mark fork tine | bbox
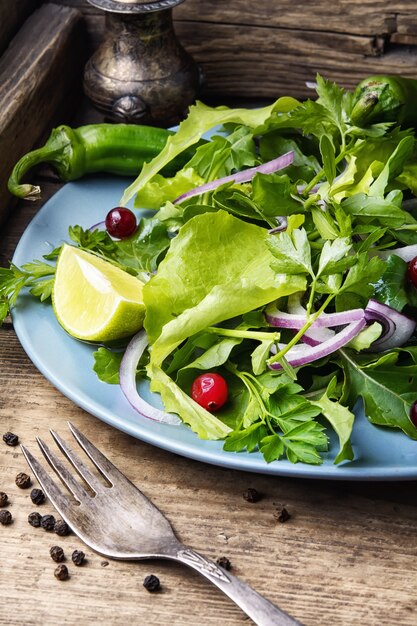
[49,429,106,494]
[68,422,132,486]
[21,445,76,523]
[36,437,89,503]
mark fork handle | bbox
[174,546,303,626]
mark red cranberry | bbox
[105,207,137,239]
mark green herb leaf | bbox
[339,348,417,440]
[223,422,267,453]
[93,348,123,384]
[373,254,417,310]
[259,434,285,462]
[310,384,355,464]
[268,228,313,275]
[144,211,306,366]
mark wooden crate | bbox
[0,3,87,226]
[52,0,417,99]
[0,0,38,56]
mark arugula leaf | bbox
[373,254,417,310]
[320,134,336,183]
[341,193,408,227]
[339,348,417,439]
[258,132,320,183]
[335,253,385,310]
[252,173,304,217]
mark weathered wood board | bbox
[0,0,38,56]
[51,0,417,100]
[0,2,86,226]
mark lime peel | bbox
[52,244,145,342]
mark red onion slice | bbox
[119,330,181,425]
[299,326,335,347]
[377,244,417,263]
[269,318,366,370]
[88,221,106,233]
[173,151,295,204]
[268,216,288,234]
[265,302,365,330]
[364,299,416,351]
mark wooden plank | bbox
[174,22,417,99]
[0,0,38,56]
[0,3,87,227]
[51,0,417,38]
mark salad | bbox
[2,74,417,467]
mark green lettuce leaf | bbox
[134,168,204,209]
[144,210,306,366]
[120,98,299,205]
[148,363,231,439]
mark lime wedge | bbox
[52,244,145,342]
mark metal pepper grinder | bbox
[83,0,201,126]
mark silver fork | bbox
[21,423,303,626]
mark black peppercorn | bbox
[15,472,31,489]
[54,564,69,581]
[40,514,56,531]
[54,520,70,536]
[0,510,12,525]
[30,488,45,505]
[28,511,42,527]
[71,550,85,566]
[216,556,232,570]
[50,546,65,563]
[274,506,291,523]
[3,432,19,446]
[242,488,261,503]
[143,574,160,592]
[0,492,8,507]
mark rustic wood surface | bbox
[0,0,38,56]
[52,0,417,99]
[0,128,417,626]
[0,2,86,227]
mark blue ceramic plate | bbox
[11,176,417,480]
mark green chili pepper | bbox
[8,123,199,200]
[350,75,417,128]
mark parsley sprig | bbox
[0,261,55,324]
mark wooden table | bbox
[1,130,417,626]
